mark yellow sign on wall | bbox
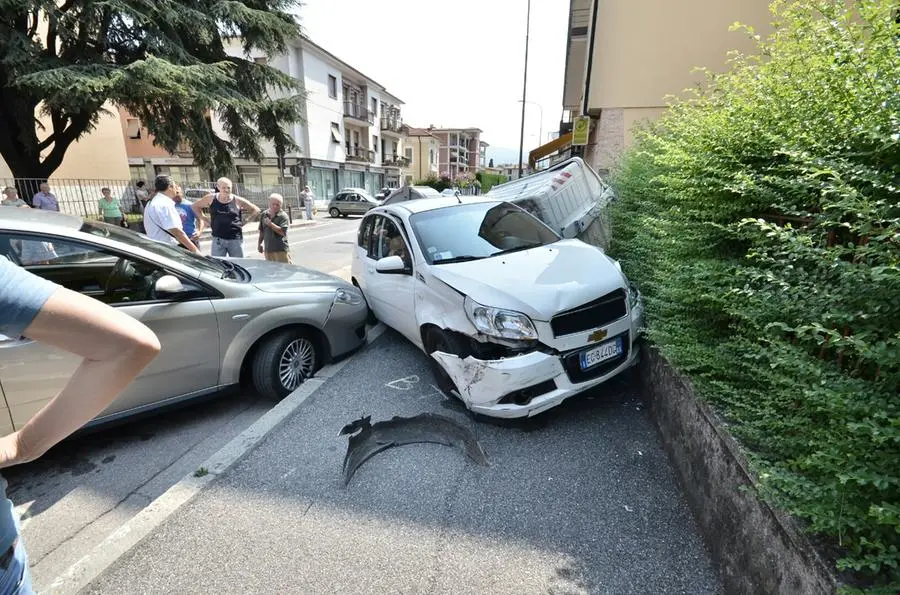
[572,116,590,146]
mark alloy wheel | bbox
[278,337,315,391]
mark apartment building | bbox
[427,128,488,180]
[228,37,406,199]
[120,37,406,200]
[402,127,440,184]
[550,0,771,174]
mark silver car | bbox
[0,209,368,435]
[327,188,380,218]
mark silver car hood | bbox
[236,259,348,293]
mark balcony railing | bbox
[346,145,376,163]
[382,156,410,167]
[344,101,374,124]
[381,116,403,133]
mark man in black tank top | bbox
[191,177,261,258]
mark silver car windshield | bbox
[78,220,227,276]
[410,201,560,265]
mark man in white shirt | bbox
[143,175,199,252]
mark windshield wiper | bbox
[492,243,543,256]
[432,255,485,265]
[218,259,238,279]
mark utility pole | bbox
[517,0,531,179]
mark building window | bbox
[330,122,341,144]
[328,75,337,99]
[371,97,377,115]
[404,147,413,161]
[125,118,141,139]
[429,149,435,165]
[129,165,147,181]
[254,56,268,65]
[372,135,378,153]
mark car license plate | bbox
[579,337,624,370]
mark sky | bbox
[296,0,568,165]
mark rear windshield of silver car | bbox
[409,201,560,265]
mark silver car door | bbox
[0,233,220,429]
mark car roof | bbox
[381,196,500,215]
[0,207,82,232]
[338,188,368,194]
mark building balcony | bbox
[382,156,410,168]
[343,101,374,125]
[381,116,404,135]
[346,145,376,163]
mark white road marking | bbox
[385,375,420,391]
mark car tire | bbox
[424,328,470,399]
[329,207,340,218]
[251,329,318,399]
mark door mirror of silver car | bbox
[375,255,407,274]
[154,274,187,298]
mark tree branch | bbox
[44,14,58,58]
[27,9,39,38]
[40,111,93,174]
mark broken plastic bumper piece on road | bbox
[431,342,639,419]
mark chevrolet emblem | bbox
[588,329,608,343]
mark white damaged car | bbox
[350,197,644,418]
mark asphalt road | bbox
[84,330,721,595]
[199,213,361,277]
[4,214,363,593]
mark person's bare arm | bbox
[192,194,214,231]
[0,288,160,467]
[169,227,199,253]
[236,197,261,221]
[262,216,286,237]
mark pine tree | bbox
[0,1,305,179]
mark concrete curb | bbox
[639,344,839,594]
[46,322,387,595]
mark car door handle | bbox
[232,314,250,320]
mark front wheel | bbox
[329,207,340,218]
[251,329,319,399]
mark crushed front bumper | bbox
[431,333,640,419]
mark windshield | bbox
[78,220,228,276]
[410,201,560,265]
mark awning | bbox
[528,132,572,169]
[330,123,342,144]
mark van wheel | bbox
[251,329,318,399]
[424,328,469,398]
[329,207,340,218]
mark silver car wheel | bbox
[278,337,315,390]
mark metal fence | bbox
[1,178,310,220]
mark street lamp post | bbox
[516,0,532,180]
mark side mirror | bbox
[154,274,187,298]
[375,255,407,274]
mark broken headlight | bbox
[626,281,641,311]
[464,296,538,341]
[334,287,363,306]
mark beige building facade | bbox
[0,101,130,181]
[402,128,440,184]
[561,0,772,174]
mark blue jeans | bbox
[211,237,243,258]
[0,509,33,595]
[305,201,313,220]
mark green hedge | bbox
[608,1,899,591]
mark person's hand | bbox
[257,243,264,254]
[0,432,23,468]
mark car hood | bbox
[428,240,625,321]
[236,259,349,293]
